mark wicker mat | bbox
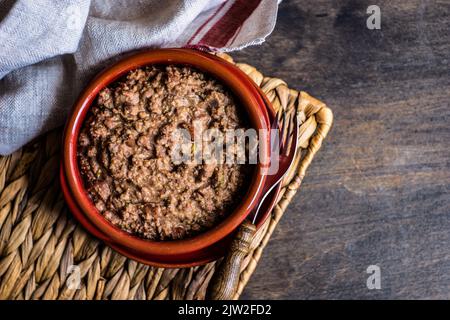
[0,54,332,300]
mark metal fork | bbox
[209,108,299,300]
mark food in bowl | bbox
[77,65,251,240]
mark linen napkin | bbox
[0,0,279,155]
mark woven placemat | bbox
[0,53,332,300]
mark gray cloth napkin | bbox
[0,0,278,155]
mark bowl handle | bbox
[208,220,256,300]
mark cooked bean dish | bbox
[78,65,250,240]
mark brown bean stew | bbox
[77,65,251,240]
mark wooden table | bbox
[233,0,450,299]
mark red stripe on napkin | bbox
[198,0,262,48]
[187,1,228,45]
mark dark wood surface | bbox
[233,0,450,299]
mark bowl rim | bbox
[63,48,270,256]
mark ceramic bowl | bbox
[62,48,270,258]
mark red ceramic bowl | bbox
[60,85,280,268]
[63,48,270,258]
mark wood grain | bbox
[233,0,450,299]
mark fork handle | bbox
[208,220,256,300]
